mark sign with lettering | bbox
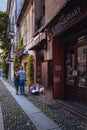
[52,7,81,36]
[50,1,87,36]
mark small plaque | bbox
[54,77,60,82]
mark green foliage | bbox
[18,36,24,51]
[13,35,24,71]
[0,11,11,77]
[0,12,9,35]
[14,55,21,71]
[26,55,34,85]
[2,57,9,78]
[0,11,11,52]
[1,50,9,78]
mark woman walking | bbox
[14,70,19,95]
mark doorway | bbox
[64,45,77,100]
[41,60,53,88]
[41,60,53,101]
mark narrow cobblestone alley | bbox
[1,1,87,130]
[0,77,87,130]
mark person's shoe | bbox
[19,91,22,95]
[16,91,18,95]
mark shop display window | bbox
[77,45,87,87]
[65,49,75,86]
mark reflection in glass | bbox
[65,49,75,86]
[77,46,87,87]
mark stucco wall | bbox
[45,0,67,24]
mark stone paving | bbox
[0,103,4,130]
[0,80,36,130]
[1,78,60,130]
[26,94,87,130]
[1,78,87,130]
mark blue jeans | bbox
[19,79,25,94]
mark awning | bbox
[26,32,46,50]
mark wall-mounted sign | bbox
[50,0,87,36]
[72,70,77,76]
[52,7,81,36]
[55,65,61,71]
[54,77,60,83]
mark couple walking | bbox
[14,66,26,95]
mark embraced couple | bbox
[14,66,26,95]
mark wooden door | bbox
[41,60,53,88]
[42,61,48,87]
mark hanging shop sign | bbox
[13,49,23,56]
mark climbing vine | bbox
[13,35,24,71]
[26,54,34,85]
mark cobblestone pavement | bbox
[1,78,87,130]
[0,80,36,130]
[26,94,87,130]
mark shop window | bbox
[65,49,75,86]
[77,45,87,87]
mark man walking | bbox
[18,66,26,95]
